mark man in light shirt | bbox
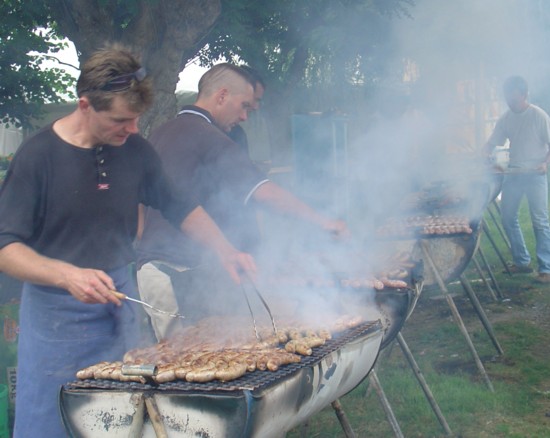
[485,75,550,283]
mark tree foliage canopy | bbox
[193,0,413,112]
[186,0,413,162]
[0,0,75,128]
[2,0,222,133]
[2,0,412,134]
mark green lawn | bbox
[288,198,550,438]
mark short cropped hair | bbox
[197,63,255,99]
[240,65,266,91]
[76,44,153,113]
[503,76,528,97]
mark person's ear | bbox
[78,96,92,112]
[217,88,229,105]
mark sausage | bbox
[154,363,178,383]
[185,366,217,383]
[215,361,247,381]
[302,336,325,348]
[381,278,408,289]
[94,362,121,380]
[285,340,312,356]
[76,361,111,380]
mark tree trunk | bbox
[48,0,221,136]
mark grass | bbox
[287,197,550,437]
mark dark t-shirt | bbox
[136,105,268,268]
[228,124,249,155]
[0,125,198,270]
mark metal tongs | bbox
[110,290,185,319]
[240,277,277,341]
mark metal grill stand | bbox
[482,221,512,276]
[331,399,357,438]
[421,240,495,392]
[459,273,504,355]
[358,281,453,437]
[487,200,511,252]
[362,331,453,437]
[396,333,453,435]
[470,249,502,301]
[369,369,405,438]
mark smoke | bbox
[391,0,550,122]
[395,0,549,87]
[338,0,550,235]
[239,0,550,329]
[142,0,550,342]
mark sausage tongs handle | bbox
[245,278,278,336]
[240,284,261,341]
[109,290,185,319]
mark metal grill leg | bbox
[459,274,504,355]
[331,399,357,438]
[144,395,169,438]
[369,370,405,438]
[421,241,495,392]
[471,254,499,301]
[299,421,310,437]
[471,252,497,301]
[482,221,512,276]
[128,393,146,437]
[396,333,453,436]
[487,202,511,250]
[477,247,504,299]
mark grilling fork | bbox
[241,277,278,338]
[240,284,261,341]
[110,290,185,319]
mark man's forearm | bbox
[179,206,256,283]
[253,181,328,227]
[179,206,237,259]
[0,242,73,287]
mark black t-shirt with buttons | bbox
[0,125,198,271]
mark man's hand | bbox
[180,206,258,284]
[217,249,257,284]
[58,265,122,305]
[323,219,351,239]
[0,242,122,305]
[535,162,548,174]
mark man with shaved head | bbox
[136,63,348,339]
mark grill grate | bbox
[65,320,382,393]
[374,219,481,242]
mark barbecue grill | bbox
[59,194,430,438]
[366,173,502,391]
[60,321,384,437]
[373,173,502,288]
[59,259,423,438]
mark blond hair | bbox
[76,44,153,113]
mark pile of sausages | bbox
[376,214,473,238]
[76,314,367,384]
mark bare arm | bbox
[136,203,145,241]
[536,146,550,173]
[179,206,256,283]
[252,181,349,237]
[0,242,121,305]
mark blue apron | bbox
[13,266,139,438]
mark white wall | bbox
[0,125,23,156]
